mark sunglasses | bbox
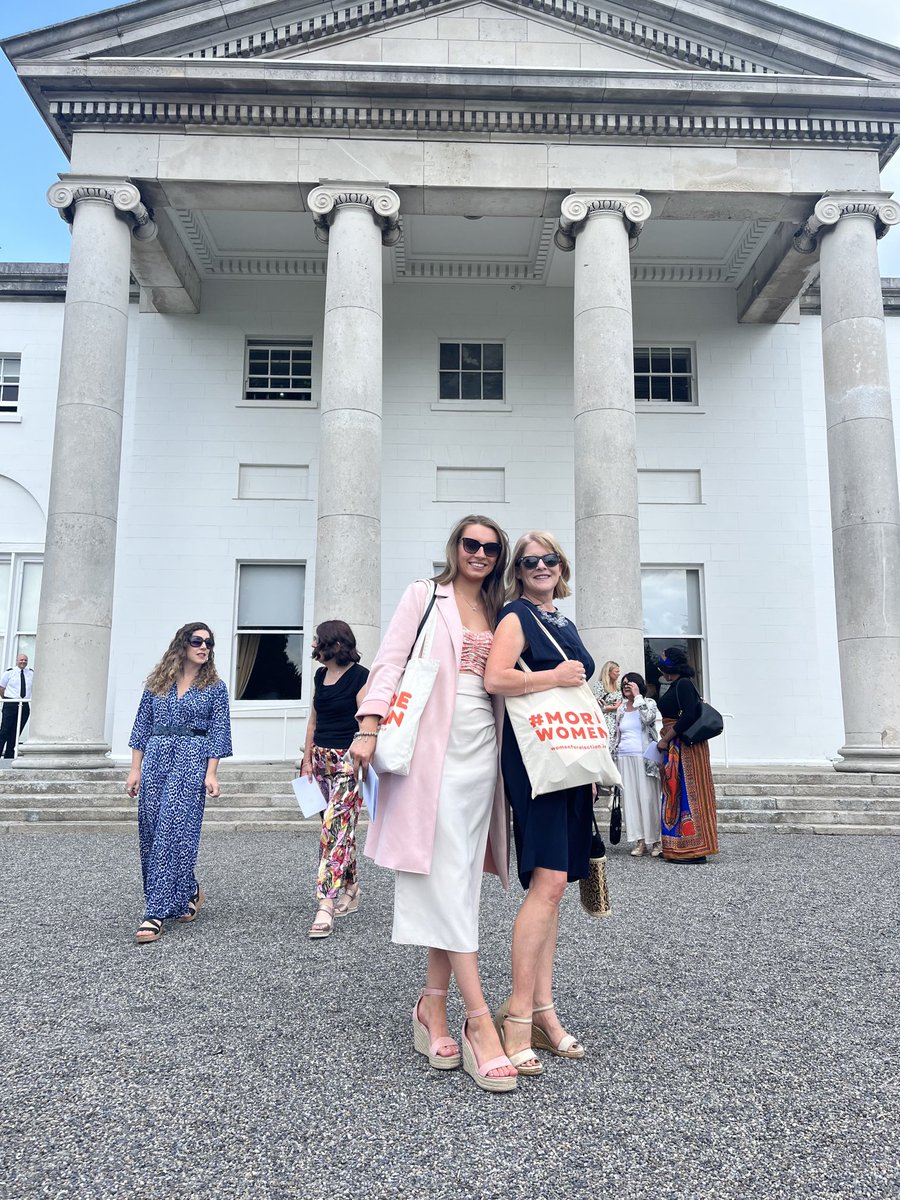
[188,636,215,649]
[517,554,561,570]
[460,537,502,559]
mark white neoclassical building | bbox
[1,0,899,770]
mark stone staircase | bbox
[0,763,898,835]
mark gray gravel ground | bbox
[1,830,898,1200]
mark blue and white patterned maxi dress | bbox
[129,681,233,920]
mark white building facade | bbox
[2,0,899,770]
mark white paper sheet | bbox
[291,774,327,818]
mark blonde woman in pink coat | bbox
[350,516,517,1093]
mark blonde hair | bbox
[433,514,511,628]
[145,622,221,696]
[600,661,621,693]
[506,531,572,601]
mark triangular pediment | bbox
[5,0,900,82]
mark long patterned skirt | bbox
[660,727,719,861]
[312,745,363,901]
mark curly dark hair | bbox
[312,620,361,666]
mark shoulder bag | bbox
[504,612,621,798]
[608,786,623,844]
[676,679,724,746]
[372,582,439,776]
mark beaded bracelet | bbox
[353,730,379,739]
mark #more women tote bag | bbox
[505,613,621,798]
[372,583,440,776]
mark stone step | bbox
[0,776,299,797]
[717,806,900,827]
[717,795,900,813]
[713,771,898,787]
[1,805,305,825]
[717,783,900,800]
[718,821,900,836]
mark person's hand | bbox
[204,769,220,798]
[300,757,313,781]
[657,737,669,752]
[125,768,141,799]
[349,734,376,779]
[555,660,587,688]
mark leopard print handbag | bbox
[579,811,611,918]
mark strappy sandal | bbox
[461,1006,517,1093]
[308,904,334,939]
[412,988,461,1069]
[531,1002,586,1059]
[334,883,361,918]
[135,918,162,944]
[176,887,205,923]
[494,998,544,1076]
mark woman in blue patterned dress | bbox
[126,622,233,944]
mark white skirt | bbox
[392,673,496,953]
[619,753,662,845]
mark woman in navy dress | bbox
[485,532,594,1074]
[127,622,233,944]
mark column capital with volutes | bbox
[308,182,401,246]
[47,177,157,242]
[793,192,900,254]
[555,191,652,252]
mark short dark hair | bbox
[313,620,361,666]
[622,671,646,693]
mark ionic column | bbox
[797,194,900,771]
[308,183,400,668]
[555,192,652,676]
[17,180,156,768]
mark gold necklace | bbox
[455,587,481,612]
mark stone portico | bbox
[2,0,900,770]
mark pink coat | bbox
[359,580,509,888]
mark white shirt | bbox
[0,667,33,700]
[617,708,643,755]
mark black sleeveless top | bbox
[312,663,369,749]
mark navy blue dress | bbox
[129,680,233,920]
[499,599,596,890]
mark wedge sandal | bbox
[531,1002,585,1059]
[412,988,460,1069]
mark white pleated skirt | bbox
[392,673,496,953]
[619,753,662,845]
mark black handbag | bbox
[681,701,724,746]
[608,787,622,844]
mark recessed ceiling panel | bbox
[202,210,322,255]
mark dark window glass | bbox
[650,348,671,374]
[650,376,672,401]
[482,372,503,400]
[236,633,303,701]
[461,343,482,370]
[461,372,482,400]
[439,372,460,400]
[633,348,650,373]
[439,343,459,370]
[671,376,692,402]
[482,344,503,371]
[634,376,651,401]
[670,348,692,374]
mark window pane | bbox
[238,564,304,628]
[650,349,671,374]
[0,386,18,407]
[633,348,650,373]
[482,344,503,371]
[634,376,651,401]
[650,376,671,401]
[670,348,692,374]
[0,561,9,628]
[236,632,303,700]
[461,372,481,400]
[18,562,42,631]
[16,633,36,667]
[482,372,503,400]
[671,376,692,402]
[461,344,481,370]
[641,569,702,636]
[439,372,460,400]
[644,637,703,699]
[439,343,459,370]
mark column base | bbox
[14,742,113,770]
[834,745,900,774]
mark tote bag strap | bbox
[526,609,570,661]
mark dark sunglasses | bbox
[517,553,561,570]
[188,636,215,649]
[460,537,502,559]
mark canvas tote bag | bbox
[373,582,440,776]
[505,613,621,798]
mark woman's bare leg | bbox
[503,867,567,1059]
[416,947,457,1057]
[448,949,515,1078]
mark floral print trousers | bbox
[312,745,363,902]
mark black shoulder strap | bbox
[406,581,438,664]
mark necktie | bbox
[20,670,26,699]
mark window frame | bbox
[633,343,699,409]
[0,554,43,672]
[232,560,306,706]
[239,337,315,409]
[435,338,510,411]
[0,354,22,422]
[640,564,707,698]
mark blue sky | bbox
[1,0,899,273]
